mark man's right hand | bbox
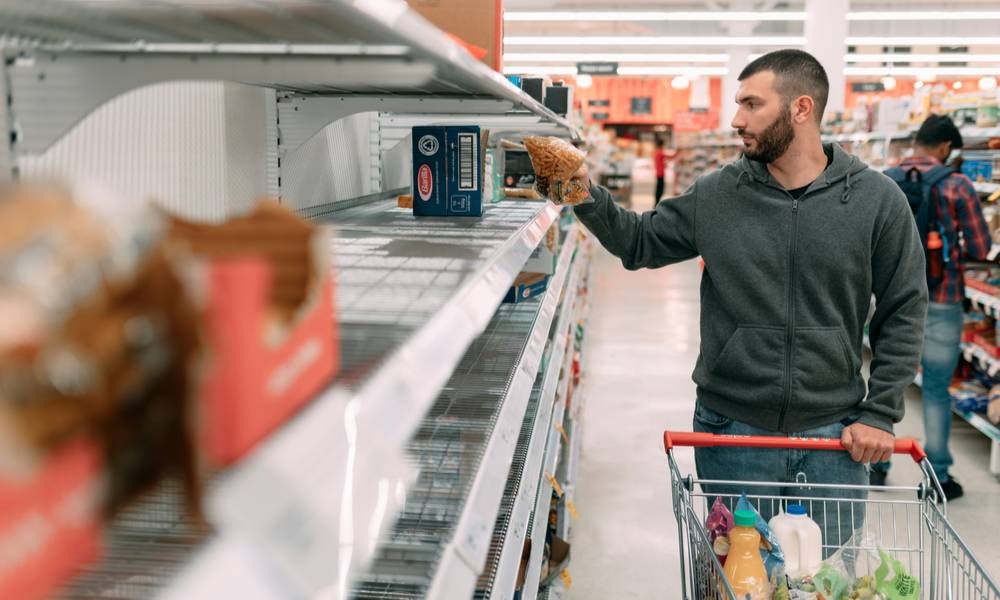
[571,164,593,199]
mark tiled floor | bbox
[568,187,1000,598]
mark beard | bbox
[739,105,795,163]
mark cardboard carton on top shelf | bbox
[407,0,503,71]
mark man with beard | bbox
[570,49,927,546]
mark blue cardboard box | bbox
[412,125,485,217]
[503,272,550,304]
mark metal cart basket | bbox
[664,431,1000,600]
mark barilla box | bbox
[0,439,102,600]
[200,255,339,466]
[504,272,550,304]
[412,126,487,217]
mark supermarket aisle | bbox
[568,185,702,596]
[568,189,999,598]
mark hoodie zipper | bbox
[778,196,800,431]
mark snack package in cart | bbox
[736,493,785,579]
[706,497,735,565]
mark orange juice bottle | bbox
[723,510,769,599]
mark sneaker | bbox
[869,469,888,486]
[939,477,964,502]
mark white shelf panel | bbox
[1,0,577,155]
[974,182,1000,195]
[91,200,562,600]
[420,228,581,599]
[474,246,587,600]
[966,286,1000,318]
[520,330,576,600]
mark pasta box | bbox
[412,126,487,217]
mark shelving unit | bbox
[954,288,1000,476]
[0,2,589,599]
[472,236,591,600]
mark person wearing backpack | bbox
[871,115,993,500]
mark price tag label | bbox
[555,423,569,445]
[546,472,564,497]
[560,569,573,589]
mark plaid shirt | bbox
[896,156,992,304]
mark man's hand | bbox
[571,164,592,194]
[841,422,895,463]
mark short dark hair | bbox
[915,114,964,149]
[738,49,830,124]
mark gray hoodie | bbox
[575,143,927,433]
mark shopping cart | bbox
[664,431,1000,599]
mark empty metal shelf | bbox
[351,300,542,596]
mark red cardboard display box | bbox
[0,439,102,600]
[200,258,339,466]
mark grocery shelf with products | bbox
[954,277,1000,477]
[0,2,592,600]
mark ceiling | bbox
[502,0,1000,78]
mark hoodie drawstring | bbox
[841,170,852,204]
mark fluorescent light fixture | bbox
[503,65,727,76]
[504,52,729,63]
[576,74,593,88]
[502,65,577,75]
[505,36,806,47]
[671,76,691,90]
[848,11,1000,21]
[619,66,728,75]
[504,11,806,22]
[846,53,1000,63]
[847,37,1000,45]
[980,76,998,91]
[845,67,1000,76]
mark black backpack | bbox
[884,164,953,289]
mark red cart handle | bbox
[663,431,927,463]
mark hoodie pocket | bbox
[710,326,785,386]
[792,327,854,394]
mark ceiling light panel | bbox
[504,11,807,22]
[848,11,1000,21]
[505,36,807,47]
[846,53,1000,63]
[504,53,730,63]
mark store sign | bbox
[591,112,610,121]
[675,110,720,132]
[631,97,652,115]
[577,62,618,75]
[851,82,885,92]
[588,99,610,107]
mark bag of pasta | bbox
[523,136,590,205]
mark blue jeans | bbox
[873,302,963,482]
[693,402,867,554]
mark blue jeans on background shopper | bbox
[871,301,964,483]
[693,402,867,554]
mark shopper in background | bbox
[570,49,928,546]
[653,138,668,207]
[870,115,992,500]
